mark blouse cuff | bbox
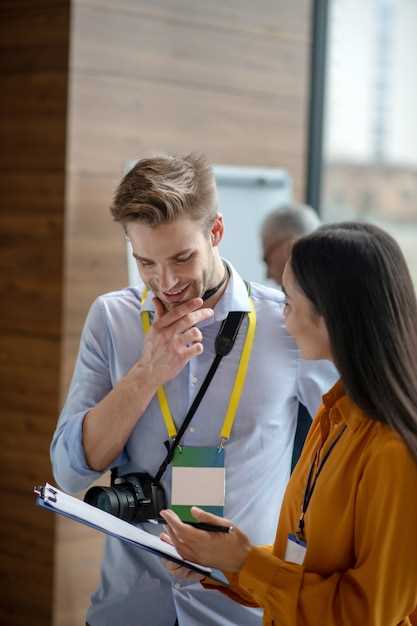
[238,546,303,620]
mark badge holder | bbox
[171,446,225,521]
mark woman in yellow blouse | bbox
[161,222,417,626]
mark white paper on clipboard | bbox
[34,483,228,585]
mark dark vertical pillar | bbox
[0,3,70,624]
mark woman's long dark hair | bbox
[291,222,417,461]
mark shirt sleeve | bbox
[230,439,417,625]
[50,297,128,493]
[296,358,339,417]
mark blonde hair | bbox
[111,153,217,229]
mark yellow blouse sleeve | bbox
[235,440,417,625]
[202,545,272,608]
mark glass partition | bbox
[320,0,417,284]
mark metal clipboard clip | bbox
[34,484,57,503]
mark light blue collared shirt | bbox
[51,262,338,626]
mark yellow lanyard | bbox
[140,288,257,442]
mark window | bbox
[313,0,417,284]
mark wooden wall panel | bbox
[0,2,70,625]
[55,2,313,625]
[68,2,309,184]
[54,521,103,626]
[72,6,305,94]
[69,75,304,177]
[77,0,307,50]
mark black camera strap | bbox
[154,284,251,484]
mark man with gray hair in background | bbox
[261,204,321,286]
[261,204,321,472]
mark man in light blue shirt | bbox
[51,153,337,626]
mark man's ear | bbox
[210,213,224,247]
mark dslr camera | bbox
[84,471,167,524]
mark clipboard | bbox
[34,483,228,585]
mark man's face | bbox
[262,236,294,286]
[127,215,223,310]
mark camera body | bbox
[84,472,167,524]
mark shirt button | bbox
[190,427,195,433]
[174,582,181,590]
[191,376,198,385]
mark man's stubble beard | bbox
[147,273,208,311]
[146,249,218,311]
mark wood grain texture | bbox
[67,0,310,185]
[68,73,305,178]
[0,2,70,625]
[55,2,313,625]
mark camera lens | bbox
[84,473,166,523]
[84,486,121,517]
[113,485,137,523]
[95,491,117,515]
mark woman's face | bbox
[282,261,333,362]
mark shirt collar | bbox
[211,260,251,321]
[139,259,251,321]
[320,379,366,432]
[322,379,345,409]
